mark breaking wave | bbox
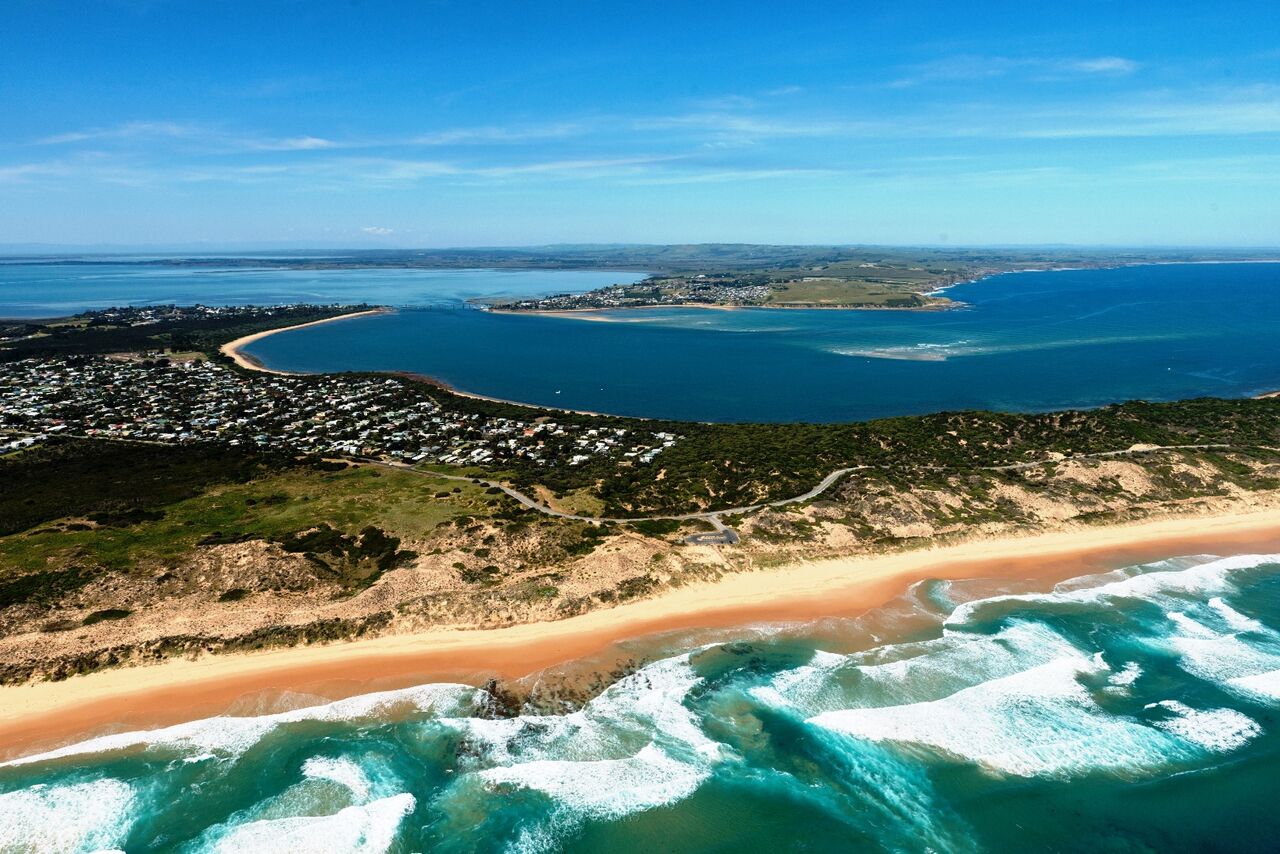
[2,552,1279,851]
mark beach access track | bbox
[8,428,1272,544]
[364,441,1279,545]
[362,460,864,545]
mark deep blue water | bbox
[245,262,1280,422]
[4,260,1278,422]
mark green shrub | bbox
[83,608,132,625]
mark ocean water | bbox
[5,552,1280,853]
[4,260,1278,423]
[242,262,1280,422]
[0,264,647,318]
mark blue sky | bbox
[2,0,1279,248]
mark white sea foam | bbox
[810,655,1193,778]
[427,654,722,850]
[1148,701,1261,752]
[1208,596,1268,633]
[851,621,1081,702]
[4,683,480,769]
[806,597,1272,780]
[196,793,415,854]
[832,344,954,362]
[444,655,718,769]
[944,553,1280,630]
[748,649,848,711]
[1102,661,1143,697]
[479,742,707,821]
[1167,611,1219,638]
[1165,626,1280,703]
[752,621,1081,717]
[0,778,136,853]
[1229,670,1280,700]
[302,756,373,801]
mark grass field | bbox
[0,463,504,573]
[532,485,607,517]
[764,277,946,307]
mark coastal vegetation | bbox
[2,392,1279,683]
[0,303,367,362]
[468,244,1271,310]
[0,439,308,537]
[436,390,1280,514]
[2,301,1280,685]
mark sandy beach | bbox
[218,308,392,372]
[4,507,1280,759]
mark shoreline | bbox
[225,321,657,422]
[487,300,953,319]
[215,262,1280,420]
[387,371,636,419]
[489,258,1280,318]
[217,307,393,373]
[4,507,1280,759]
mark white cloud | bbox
[34,121,340,153]
[37,121,197,145]
[475,155,683,177]
[1065,56,1140,74]
[257,136,337,151]
[360,226,395,235]
[411,123,588,145]
[888,54,1140,87]
[620,167,834,186]
[0,162,68,182]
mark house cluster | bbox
[499,276,774,311]
[81,303,332,327]
[0,356,678,468]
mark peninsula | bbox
[2,301,1280,695]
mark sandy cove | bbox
[4,507,1280,759]
[218,308,393,373]
[220,307,627,417]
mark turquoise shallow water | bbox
[4,553,1280,852]
[243,262,1280,422]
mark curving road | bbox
[366,440,1280,545]
[363,459,865,544]
[10,429,1273,545]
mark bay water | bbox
[5,260,1279,422]
[242,262,1280,422]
